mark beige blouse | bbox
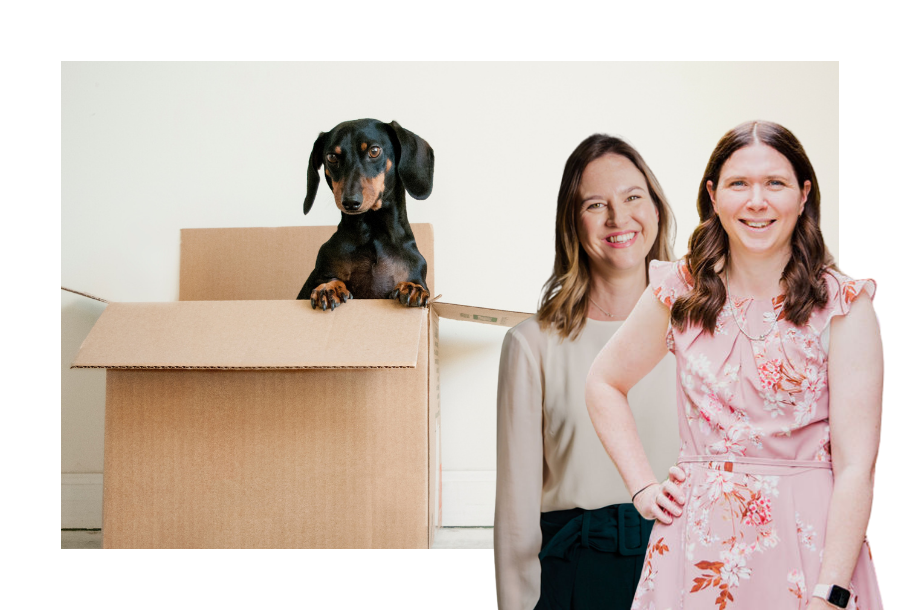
[493,315,680,610]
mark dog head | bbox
[303,118,435,215]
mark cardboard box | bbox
[70,224,530,548]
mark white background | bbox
[8,1,897,608]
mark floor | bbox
[61,527,493,549]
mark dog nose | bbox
[343,198,362,211]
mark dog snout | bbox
[342,197,362,211]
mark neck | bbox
[587,263,648,320]
[725,247,790,299]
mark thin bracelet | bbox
[631,483,656,503]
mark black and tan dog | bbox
[298,118,434,311]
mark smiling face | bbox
[576,154,659,278]
[707,143,811,262]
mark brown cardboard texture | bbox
[72,224,530,549]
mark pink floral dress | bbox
[634,259,882,610]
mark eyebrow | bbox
[722,173,793,182]
[620,185,646,195]
[581,185,646,201]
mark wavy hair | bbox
[671,120,834,334]
[538,134,675,339]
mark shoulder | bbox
[820,268,876,317]
[649,258,693,309]
[502,315,547,364]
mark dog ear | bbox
[387,121,434,200]
[303,132,327,215]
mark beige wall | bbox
[61,62,838,526]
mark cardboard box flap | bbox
[180,224,434,301]
[72,299,425,369]
[432,301,532,328]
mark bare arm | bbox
[494,328,543,610]
[808,293,882,607]
[585,286,685,522]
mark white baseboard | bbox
[62,473,103,529]
[441,470,496,527]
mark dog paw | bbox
[310,280,352,311]
[389,282,430,307]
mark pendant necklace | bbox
[588,295,616,318]
[724,270,779,341]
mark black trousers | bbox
[534,504,653,610]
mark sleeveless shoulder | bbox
[649,258,693,310]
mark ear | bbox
[799,179,811,215]
[386,120,435,200]
[706,179,718,214]
[303,132,327,215]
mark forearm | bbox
[816,465,875,587]
[585,380,656,496]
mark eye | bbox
[368,146,382,159]
[585,201,607,211]
[325,153,339,164]
[768,179,785,187]
[626,194,641,202]
[729,180,747,188]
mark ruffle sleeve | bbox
[818,269,877,331]
[648,259,692,310]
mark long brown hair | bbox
[538,134,675,339]
[671,120,834,334]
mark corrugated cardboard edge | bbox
[62,286,109,304]
[70,300,424,370]
[432,301,532,328]
[428,306,440,546]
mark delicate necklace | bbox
[588,295,616,318]
[724,269,778,341]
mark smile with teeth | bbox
[606,232,636,243]
[740,219,776,229]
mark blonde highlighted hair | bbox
[538,134,675,339]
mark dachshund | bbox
[298,118,434,311]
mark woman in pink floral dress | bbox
[585,121,883,609]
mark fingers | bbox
[669,465,686,482]
[635,476,687,525]
[655,487,683,520]
[661,479,686,507]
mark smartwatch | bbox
[812,584,851,608]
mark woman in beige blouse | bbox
[494,134,681,610]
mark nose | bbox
[342,197,362,211]
[605,202,621,226]
[342,167,363,211]
[747,185,768,210]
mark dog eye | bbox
[325,153,338,164]
[368,146,382,159]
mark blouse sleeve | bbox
[494,325,544,610]
[648,258,692,310]
[818,271,877,350]
[825,271,877,321]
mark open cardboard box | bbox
[69,224,530,548]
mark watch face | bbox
[828,585,851,608]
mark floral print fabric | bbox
[632,260,882,610]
